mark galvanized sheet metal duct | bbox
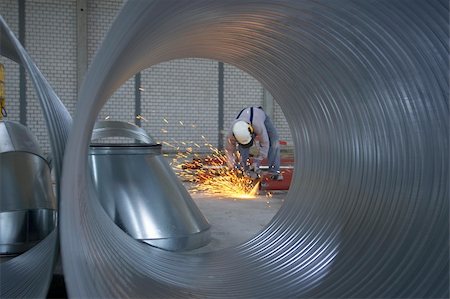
[60,0,448,298]
[89,120,211,251]
[0,121,56,256]
[0,16,71,298]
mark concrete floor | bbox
[188,189,286,253]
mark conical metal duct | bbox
[88,120,210,251]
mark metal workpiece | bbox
[61,1,448,298]
[0,121,56,256]
[0,152,55,211]
[0,16,70,298]
[92,120,156,144]
[89,121,210,251]
[0,209,56,255]
[0,121,43,156]
[89,143,162,155]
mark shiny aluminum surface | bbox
[0,121,43,156]
[0,209,56,255]
[0,16,71,298]
[89,121,210,251]
[92,120,155,144]
[61,1,448,298]
[0,123,56,256]
[0,151,55,211]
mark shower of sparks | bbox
[177,157,260,199]
[160,120,261,199]
[172,145,260,199]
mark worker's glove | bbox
[249,161,261,174]
[233,163,242,171]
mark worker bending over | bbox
[225,106,283,180]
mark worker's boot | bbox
[270,171,283,181]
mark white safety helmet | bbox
[232,120,254,148]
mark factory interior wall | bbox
[0,0,293,155]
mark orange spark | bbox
[161,120,260,199]
[176,153,260,199]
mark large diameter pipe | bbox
[0,16,71,299]
[60,1,449,298]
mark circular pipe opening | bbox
[61,2,448,298]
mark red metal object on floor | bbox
[260,168,293,191]
[179,148,295,191]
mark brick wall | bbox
[140,58,218,153]
[223,64,263,146]
[26,0,78,151]
[0,0,292,155]
[223,65,293,149]
[88,0,134,124]
[273,101,293,150]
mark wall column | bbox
[134,72,142,127]
[262,88,274,119]
[19,0,26,125]
[218,62,224,149]
[76,0,87,92]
